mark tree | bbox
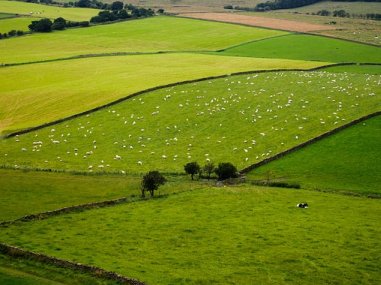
[215,162,238,180]
[141,171,166,197]
[184,162,200,180]
[111,1,124,10]
[52,17,67,30]
[28,18,53,32]
[203,162,215,180]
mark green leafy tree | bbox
[141,171,166,197]
[184,162,200,180]
[215,162,238,180]
[52,17,67,30]
[203,162,215,180]
[111,1,124,10]
[29,18,52,32]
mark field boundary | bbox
[240,111,381,173]
[0,197,132,227]
[0,243,145,285]
[1,63,356,139]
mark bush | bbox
[215,162,238,180]
[29,18,53,32]
[184,162,200,180]
[52,17,67,30]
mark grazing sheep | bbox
[297,203,309,208]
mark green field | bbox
[321,64,381,74]
[0,12,15,19]
[0,0,99,21]
[1,70,379,173]
[0,16,37,33]
[1,186,380,284]
[0,16,287,64]
[0,254,120,285]
[0,53,325,134]
[248,115,381,195]
[221,34,381,63]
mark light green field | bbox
[248,115,381,195]
[0,16,287,64]
[221,34,381,63]
[1,186,380,284]
[0,16,36,33]
[0,53,326,134]
[0,0,99,21]
[1,70,379,173]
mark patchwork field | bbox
[1,187,380,284]
[0,16,38,33]
[0,16,287,64]
[221,34,381,63]
[0,53,325,134]
[1,3,380,284]
[1,70,379,173]
[0,0,100,21]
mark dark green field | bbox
[221,34,381,63]
[248,115,381,195]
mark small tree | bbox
[184,162,200,180]
[52,17,67,30]
[141,171,166,197]
[215,162,238,180]
[111,1,124,10]
[203,162,215,180]
[29,18,52,32]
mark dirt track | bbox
[178,12,337,33]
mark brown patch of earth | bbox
[178,12,337,33]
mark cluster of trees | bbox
[28,17,89,32]
[90,2,155,23]
[0,30,24,40]
[184,162,239,181]
[317,9,381,20]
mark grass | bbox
[0,12,16,19]
[221,34,381,63]
[0,186,380,284]
[0,168,202,222]
[0,0,99,21]
[1,70,379,173]
[247,115,381,195]
[0,53,326,134]
[0,254,120,285]
[0,16,287,65]
[0,16,37,33]
[320,64,381,74]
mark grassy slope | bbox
[0,0,99,21]
[247,115,381,195]
[0,186,380,284]
[321,64,381,74]
[0,254,120,285]
[221,34,381,63]
[0,17,38,33]
[0,54,325,134]
[0,169,203,221]
[286,0,381,14]
[1,71,379,173]
[0,12,16,19]
[0,16,287,64]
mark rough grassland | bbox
[0,16,287,64]
[0,169,201,222]
[1,71,379,173]
[0,16,38,33]
[0,0,99,21]
[0,53,326,134]
[286,0,381,14]
[221,34,381,63]
[248,115,381,195]
[1,187,380,284]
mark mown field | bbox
[0,53,325,134]
[248,115,381,195]
[0,0,99,21]
[0,16,287,64]
[221,34,381,63]
[1,70,379,173]
[0,16,38,33]
[1,186,380,284]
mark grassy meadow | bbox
[0,53,326,134]
[248,115,381,195]
[0,16,38,33]
[221,34,381,63]
[1,70,379,173]
[0,186,380,284]
[0,0,99,21]
[0,16,287,64]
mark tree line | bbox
[317,9,381,20]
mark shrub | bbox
[184,162,200,180]
[215,162,238,180]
